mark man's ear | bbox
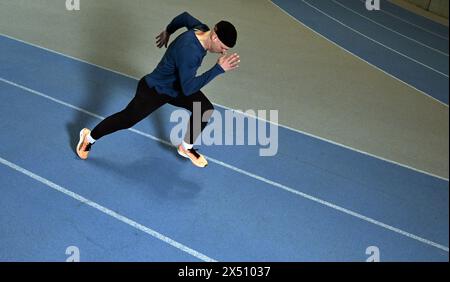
[211,29,219,41]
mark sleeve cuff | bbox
[215,63,225,74]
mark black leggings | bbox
[90,78,214,144]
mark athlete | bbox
[76,12,239,167]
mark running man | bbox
[76,12,239,168]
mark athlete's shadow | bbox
[149,104,195,155]
[88,156,203,199]
[149,107,178,154]
[65,1,172,156]
[65,1,135,154]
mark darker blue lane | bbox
[337,0,448,53]
[379,0,449,37]
[271,0,449,104]
[306,0,448,75]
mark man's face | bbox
[210,32,230,54]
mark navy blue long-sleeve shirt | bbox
[145,12,225,97]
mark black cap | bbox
[215,21,237,48]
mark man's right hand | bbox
[218,53,240,72]
[156,30,170,48]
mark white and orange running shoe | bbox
[177,144,208,168]
[76,128,92,160]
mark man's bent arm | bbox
[166,12,208,34]
[177,45,225,96]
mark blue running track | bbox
[0,2,448,261]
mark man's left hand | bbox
[156,30,170,48]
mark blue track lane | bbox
[0,35,448,261]
[271,0,449,105]
[377,0,449,37]
[334,0,448,53]
[0,166,201,262]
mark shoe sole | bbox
[76,129,89,160]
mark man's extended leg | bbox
[169,90,214,167]
[76,78,171,159]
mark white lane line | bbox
[333,0,448,56]
[1,76,448,182]
[209,157,450,253]
[1,77,448,253]
[358,0,449,41]
[0,156,217,262]
[1,34,448,181]
[268,1,449,108]
[302,0,449,78]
